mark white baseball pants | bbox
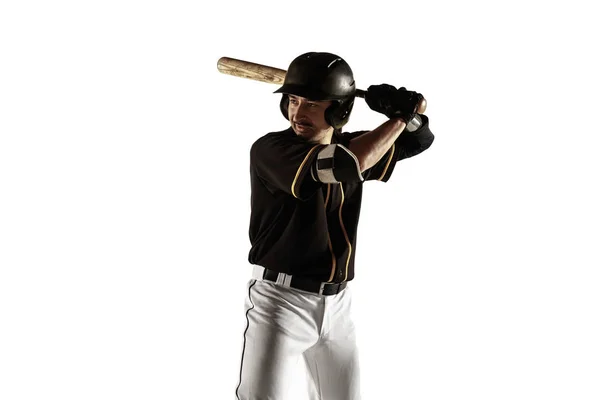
[235,275,361,400]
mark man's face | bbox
[287,95,334,142]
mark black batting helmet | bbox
[275,52,356,129]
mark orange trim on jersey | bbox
[324,182,331,206]
[338,183,353,282]
[291,145,322,199]
[377,144,396,181]
[324,184,337,283]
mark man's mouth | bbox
[293,121,313,129]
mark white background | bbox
[1,1,599,399]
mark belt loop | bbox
[276,273,287,285]
[282,274,293,287]
[319,282,325,295]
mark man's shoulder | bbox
[252,127,295,146]
[258,126,295,139]
[251,126,317,154]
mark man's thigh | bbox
[236,280,321,400]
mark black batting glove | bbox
[364,84,398,118]
[391,87,423,123]
[365,84,424,123]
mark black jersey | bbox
[248,114,434,283]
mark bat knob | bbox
[417,98,427,114]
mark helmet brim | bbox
[274,84,352,101]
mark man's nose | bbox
[293,103,309,118]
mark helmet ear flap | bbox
[325,97,355,130]
[280,94,290,121]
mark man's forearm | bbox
[348,119,406,172]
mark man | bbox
[235,51,434,400]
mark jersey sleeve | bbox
[394,114,435,162]
[250,131,324,201]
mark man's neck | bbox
[316,128,335,145]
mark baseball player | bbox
[235,52,435,400]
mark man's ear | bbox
[279,94,290,121]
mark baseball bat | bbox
[216,56,426,114]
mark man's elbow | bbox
[399,133,435,160]
[420,133,434,151]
